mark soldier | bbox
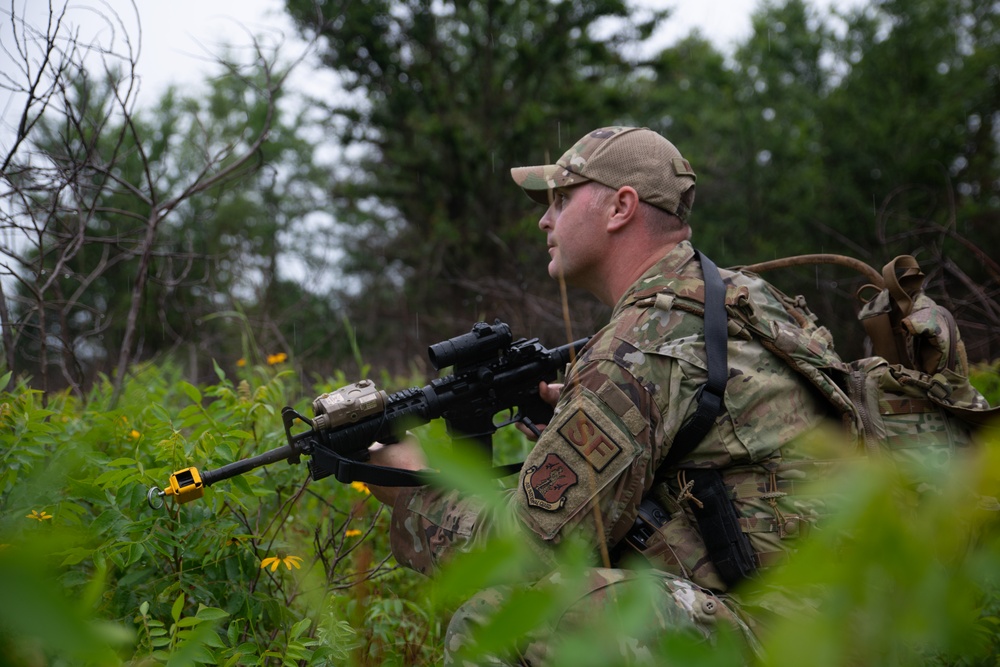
[366,126,839,664]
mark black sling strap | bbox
[660,249,729,467]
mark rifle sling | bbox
[310,446,522,487]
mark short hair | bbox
[641,200,690,241]
[586,181,691,241]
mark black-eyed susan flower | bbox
[350,481,370,496]
[266,352,287,365]
[344,529,362,538]
[26,510,53,521]
[260,554,303,571]
[236,358,247,367]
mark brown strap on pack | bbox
[857,255,925,366]
[882,255,924,318]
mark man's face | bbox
[538,182,609,288]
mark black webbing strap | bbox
[310,447,522,488]
[661,250,729,467]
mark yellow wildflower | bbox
[26,510,53,521]
[266,352,288,365]
[129,429,141,440]
[345,529,362,538]
[236,358,247,367]
[260,554,303,571]
[350,481,371,496]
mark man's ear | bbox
[607,186,640,232]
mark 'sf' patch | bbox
[558,409,622,471]
[522,453,578,511]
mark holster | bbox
[684,469,757,587]
[620,470,757,591]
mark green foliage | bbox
[1,360,999,665]
[747,437,1000,667]
[0,361,441,665]
[970,361,1000,406]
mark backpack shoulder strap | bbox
[660,250,729,467]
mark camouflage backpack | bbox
[744,253,998,477]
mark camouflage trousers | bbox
[443,567,758,666]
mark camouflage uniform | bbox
[389,241,839,664]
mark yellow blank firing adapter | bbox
[147,467,205,508]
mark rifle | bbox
[147,320,589,508]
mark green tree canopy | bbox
[283,0,671,362]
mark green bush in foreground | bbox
[0,362,998,665]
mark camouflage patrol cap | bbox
[510,126,697,221]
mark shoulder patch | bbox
[557,409,623,472]
[522,453,578,511]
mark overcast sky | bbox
[117,0,769,99]
[105,0,766,99]
[1,0,865,148]
[2,1,852,100]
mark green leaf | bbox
[108,457,138,467]
[289,617,311,640]
[195,606,230,622]
[179,381,203,404]
[150,403,172,423]
[58,547,94,566]
[171,592,185,624]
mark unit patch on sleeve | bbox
[522,453,578,511]
[557,409,623,472]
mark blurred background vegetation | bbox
[1,0,999,664]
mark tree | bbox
[282,0,669,365]
[0,1,324,398]
[817,0,1000,360]
[630,0,999,362]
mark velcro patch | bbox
[522,453,578,511]
[672,157,695,177]
[597,380,647,437]
[558,409,623,472]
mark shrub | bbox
[1,361,997,665]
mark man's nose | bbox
[538,205,555,231]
